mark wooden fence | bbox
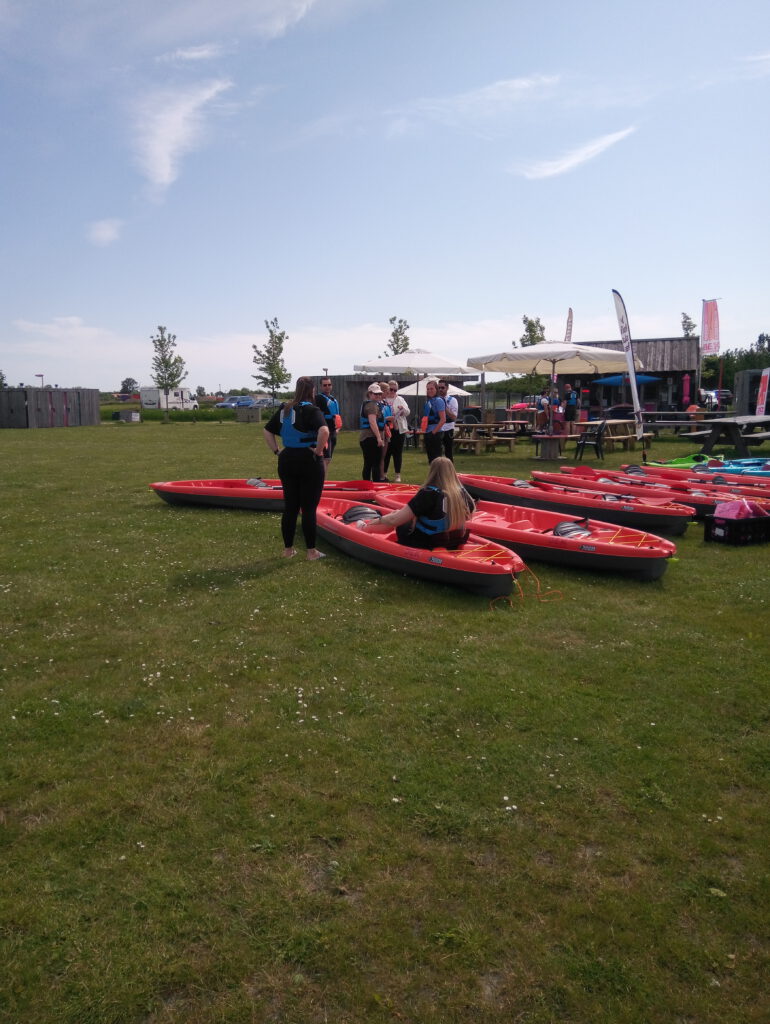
[0,388,101,429]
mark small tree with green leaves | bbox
[517,315,546,348]
[150,326,187,421]
[681,313,696,338]
[120,377,139,394]
[381,316,410,357]
[253,318,291,400]
[515,314,548,394]
[0,368,7,389]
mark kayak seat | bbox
[246,478,269,488]
[552,519,592,538]
[341,505,382,524]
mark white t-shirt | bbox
[390,394,411,434]
[441,395,458,431]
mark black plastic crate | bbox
[703,514,770,545]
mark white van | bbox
[139,387,199,411]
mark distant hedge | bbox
[100,407,276,423]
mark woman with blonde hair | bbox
[264,376,329,560]
[383,380,410,482]
[357,457,474,550]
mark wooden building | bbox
[576,337,701,411]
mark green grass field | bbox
[2,422,768,1023]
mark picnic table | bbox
[570,419,653,452]
[674,414,770,459]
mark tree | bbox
[120,377,139,394]
[196,385,206,398]
[681,312,696,338]
[381,316,410,357]
[252,318,291,399]
[150,326,187,390]
[150,326,187,420]
[0,368,7,389]
[517,315,546,348]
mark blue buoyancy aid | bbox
[359,401,386,431]
[414,485,449,535]
[423,396,445,427]
[326,395,340,421]
[280,402,318,448]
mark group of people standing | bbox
[359,377,459,479]
[535,382,580,431]
[263,374,467,560]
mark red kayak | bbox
[150,478,386,512]
[316,497,523,598]
[532,467,748,520]
[374,486,676,580]
[458,474,694,536]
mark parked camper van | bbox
[139,387,199,411]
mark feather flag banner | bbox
[701,299,720,356]
[612,290,643,442]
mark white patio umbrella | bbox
[353,348,475,376]
[396,380,471,397]
[355,349,476,412]
[467,343,642,432]
[467,342,641,377]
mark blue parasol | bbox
[596,373,660,386]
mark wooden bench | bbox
[744,431,770,444]
[490,434,516,452]
[604,431,654,452]
[678,430,713,440]
[455,437,496,455]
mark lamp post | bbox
[35,373,44,388]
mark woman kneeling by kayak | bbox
[360,457,475,549]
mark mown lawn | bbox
[1,422,768,1023]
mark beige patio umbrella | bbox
[396,380,471,397]
[467,343,642,432]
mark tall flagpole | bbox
[612,290,644,446]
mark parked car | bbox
[215,396,256,409]
[700,389,732,409]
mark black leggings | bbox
[384,431,406,474]
[277,448,325,549]
[359,436,383,480]
[424,431,443,463]
[440,430,454,462]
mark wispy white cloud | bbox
[4,1,320,60]
[132,78,233,192]
[516,126,636,180]
[387,75,560,135]
[87,218,124,246]
[739,51,770,78]
[157,43,226,63]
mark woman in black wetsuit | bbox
[264,377,329,561]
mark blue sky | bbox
[1,0,768,391]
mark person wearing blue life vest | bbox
[422,379,446,463]
[264,376,329,561]
[359,382,388,481]
[562,383,579,433]
[315,377,340,466]
[357,457,474,550]
[437,379,458,462]
[376,381,395,481]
